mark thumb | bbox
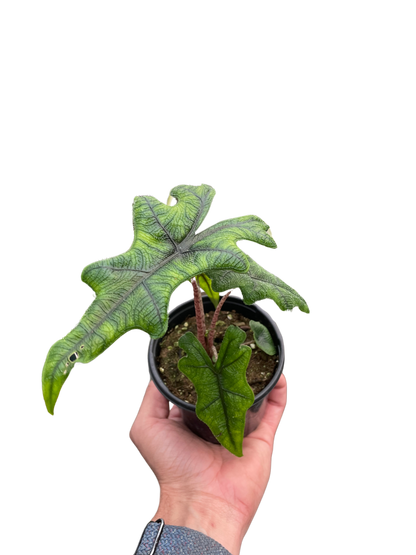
[137,380,170,421]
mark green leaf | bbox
[207,256,309,313]
[178,326,254,457]
[42,185,276,414]
[196,273,220,308]
[249,320,277,356]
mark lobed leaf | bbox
[42,185,276,414]
[206,252,313,316]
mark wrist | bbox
[152,490,245,555]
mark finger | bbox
[263,373,287,426]
[266,373,287,409]
[252,374,287,445]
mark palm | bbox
[130,378,286,527]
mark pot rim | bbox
[148,295,285,412]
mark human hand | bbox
[130,375,287,555]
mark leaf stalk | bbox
[191,280,231,360]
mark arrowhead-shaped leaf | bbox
[249,320,277,356]
[178,326,254,457]
[42,185,276,414]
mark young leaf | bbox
[196,273,220,308]
[42,185,276,414]
[178,326,254,457]
[249,320,277,356]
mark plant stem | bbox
[191,278,208,352]
[190,278,234,360]
[206,291,231,357]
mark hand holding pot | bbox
[130,376,287,555]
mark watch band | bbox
[130,518,165,555]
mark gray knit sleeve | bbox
[134,520,232,555]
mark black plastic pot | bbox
[148,295,285,444]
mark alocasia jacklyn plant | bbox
[42,184,308,456]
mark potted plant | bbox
[42,184,309,457]
[148,289,286,455]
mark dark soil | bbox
[156,309,278,405]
